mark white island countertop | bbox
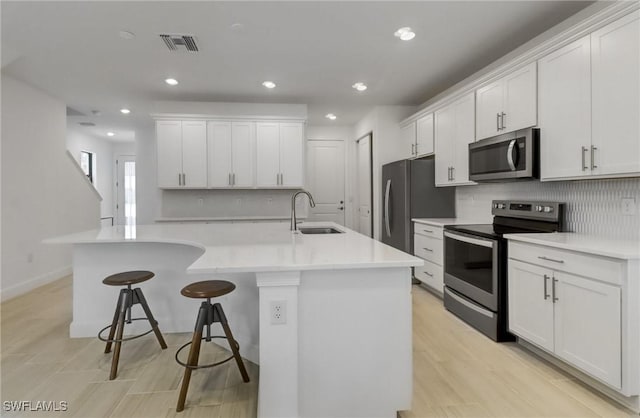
[505,232,640,260]
[47,221,423,273]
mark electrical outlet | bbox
[267,198,274,205]
[27,252,34,263]
[622,197,637,216]
[270,300,287,325]
[197,197,204,207]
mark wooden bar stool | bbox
[175,280,250,412]
[98,270,167,380]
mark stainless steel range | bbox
[443,200,564,341]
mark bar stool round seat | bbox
[98,270,167,380]
[180,280,235,299]
[175,280,249,412]
[103,270,154,286]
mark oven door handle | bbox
[507,139,517,171]
[444,231,494,248]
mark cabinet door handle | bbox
[497,113,501,131]
[228,173,232,186]
[411,143,415,155]
[423,229,434,233]
[178,173,182,186]
[582,146,589,171]
[552,277,559,303]
[451,166,455,181]
[280,173,284,185]
[538,256,564,264]
[422,247,433,252]
[591,146,598,170]
[424,271,434,277]
[232,173,236,185]
[543,274,550,300]
[183,173,186,185]
[501,112,506,130]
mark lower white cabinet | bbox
[508,243,624,391]
[413,222,445,294]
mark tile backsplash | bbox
[456,178,640,240]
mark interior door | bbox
[115,155,136,226]
[357,134,372,237]
[306,140,345,225]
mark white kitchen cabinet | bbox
[413,222,445,294]
[591,10,640,177]
[208,121,255,188]
[416,113,434,157]
[157,120,207,188]
[508,241,624,390]
[256,122,304,188]
[476,62,537,140]
[539,36,592,180]
[508,260,554,352]
[554,271,621,388]
[539,11,640,181]
[401,122,417,158]
[435,92,475,187]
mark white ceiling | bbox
[2,1,592,140]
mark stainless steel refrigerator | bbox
[381,157,455,254]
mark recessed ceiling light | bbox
[120,108,131,114]
[352,82,367,92]
[231,23,245,32]
[165,78,179,86]
[119,30,136,40]
[325,113,337,121]
[262,81,276,89]
[394,27,416,41]
[107,132,115,137]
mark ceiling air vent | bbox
[160,34,199,52]
[78,122,96,127]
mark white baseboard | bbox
[0,266,72,302]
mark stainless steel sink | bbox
[298,227,344,234]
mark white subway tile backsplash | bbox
[456,178,640,240]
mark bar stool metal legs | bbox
[176,299,250,412]
[99,284,168,380]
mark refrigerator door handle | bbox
[384,179,392,238]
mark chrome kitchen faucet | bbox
[290,190,316,231]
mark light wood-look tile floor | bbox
[0,276,635,417]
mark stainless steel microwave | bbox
[468,128,539,182]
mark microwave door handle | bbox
[507,139,517,171]
[384,179,392,238]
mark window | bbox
[80,151,95,183]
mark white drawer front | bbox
[415,260,443,294]
[414,224,443,240]
[509,241,624,286]
[414,234,443,265]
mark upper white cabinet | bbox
[256,122,304,188]
[157,120,208,188]
[416,113,435,157]
[591,11,640,176]
[401,113,434,159]
[539,36,592,179]
[401,122,417,158]
[208,121,255,188]
[475,62,537,140]
[435,93,476,187]
[540,11,640,181]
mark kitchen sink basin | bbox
[298,227,344,234]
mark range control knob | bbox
[543,206,554,213]
[497,203,506,209]
[492,203,498,209]
[535,205,543,212]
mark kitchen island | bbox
[47,222,422,418]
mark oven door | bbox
[443,231,499,311]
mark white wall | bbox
[352,106,416,239]
[1,74,100,300]
[66,128,115,218]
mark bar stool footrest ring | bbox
[98,318,156,343]
[175,336,241,370]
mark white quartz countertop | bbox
[46,222,423,273]
[412,218,484,227]
[155,216,294,223]
[505,232,640,260]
